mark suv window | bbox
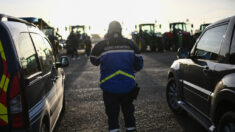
[18,33,40,78]
[195,24,227,60]
[30,33,55,73]
[230,27,235,64]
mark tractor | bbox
[132,23,163,52]
[68,25,91,55]
[162,22,194,51]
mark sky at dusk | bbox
[0,0,235,38]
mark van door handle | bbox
[51,76,59,81]
[51,78,57,82]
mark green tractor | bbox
[132,23,163,52]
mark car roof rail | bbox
[0,14,35,27]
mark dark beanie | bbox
[108,21,122,35]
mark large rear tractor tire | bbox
[157,41,164,52]
[150,44,156,52]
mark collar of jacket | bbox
[106,32,123,39]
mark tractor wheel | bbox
[165,39,171,51]
[150,44,156,52]
[157,40,164,52]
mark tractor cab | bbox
[139,24,161,36]
[71,25,85,35]
[170,22,193,35]
[139,24,154,34]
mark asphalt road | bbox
[55,52,207,132]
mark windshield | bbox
[72,27,85,34]
[140,25,154,34]
[170,23,187,32]
[42,28,54,37]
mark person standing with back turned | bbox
[90,21,144,132]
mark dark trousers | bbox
[103,91,136,130]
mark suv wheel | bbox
[166,78,182,113]
[217,111,235,132]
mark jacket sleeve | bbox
[129,40,144,72]
[90,42,103,66]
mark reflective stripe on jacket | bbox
[90,34,143,94]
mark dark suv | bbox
[0,14,69,132]
[166,16,235,132]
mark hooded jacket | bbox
[90,33,143,94]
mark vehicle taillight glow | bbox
[10,94,22,114]
[9,75,25,128]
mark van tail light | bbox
[9,75,25,128]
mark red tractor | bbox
[162,22,194,51]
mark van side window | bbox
[30,34,54,73]
[230,27,235,64]
[195,24,227,60]
[43,38,55,64]
[18,33,40,78]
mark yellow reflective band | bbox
[3,76,9,92]
[0,40,6,61]
[118,70,135,80]
[0,74,6,90]
[100,70,135,84]
[0,103,7,114]
[0,115,8,124]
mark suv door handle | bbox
[203,67,212,75]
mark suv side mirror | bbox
[56,56,69,68]
[177,48,190,59]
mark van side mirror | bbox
[56,56,69,68]
[159,24,162,29]
[177,48,190,59]
[191,24,194,28]
[61,56,69,67]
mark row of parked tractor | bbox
[132,22,210,52]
